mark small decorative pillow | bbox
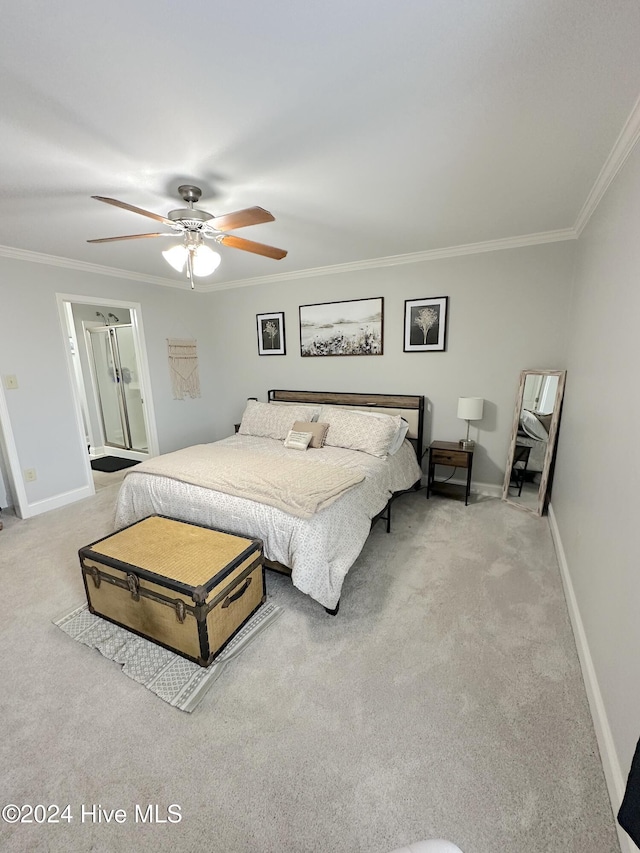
[292,421,329,449]
[238,400,314,440]
[319,406,402,457]
[283,429,313,450]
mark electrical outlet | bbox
[24,468,37,482]
[2,375,18,390]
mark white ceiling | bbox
[2,0,640,289]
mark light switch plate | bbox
[2,375,18,390]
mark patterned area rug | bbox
[54,602,282,712]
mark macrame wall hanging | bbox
[167,339,201,400]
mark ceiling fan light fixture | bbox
[191,243,221,277]
[162,242,221,278]
[162,244,188,273]
[90,186,286,288]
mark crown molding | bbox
[199,227,578,292]
[0,244,187,289]
[574,92,640,236]
[0,228,578,294]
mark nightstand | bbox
[427,440,475,506]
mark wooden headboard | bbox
[268,389,425,456]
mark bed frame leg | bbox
[325,601,340,616]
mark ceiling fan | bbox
[88,185,287,287]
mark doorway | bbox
[57,294,159,490]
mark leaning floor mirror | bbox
[502,369,567,517]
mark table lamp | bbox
[457,397,484,449]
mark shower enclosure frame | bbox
[86,323,147,453]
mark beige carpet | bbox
[0,486,620,853]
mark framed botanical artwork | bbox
[299,297,383,357]
[404,296,448,352]
[256,312,286,356]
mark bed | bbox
[114,390,424,612]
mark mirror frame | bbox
[502,369,566,517]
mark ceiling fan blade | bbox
[211,206,275,232]
[220,234,287,260]
[87,233,166,243]
[92,195,174,225]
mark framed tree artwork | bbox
[256,312,286,355]
[403,296,448,352]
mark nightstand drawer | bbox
[431,449,469,467]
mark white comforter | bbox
[114,434,422,610]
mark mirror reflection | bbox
[503,369,566,516]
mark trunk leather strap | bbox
[175,599,186,623]
[126,572,140,601]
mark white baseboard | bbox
[21,484,95,519]
[548,504,633,853]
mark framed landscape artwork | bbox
[404,296,448,352]
[299,297,383,357]
[256,312,286,355]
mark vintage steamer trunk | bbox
[79,515,265,667]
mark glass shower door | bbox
[113,325,148,452]
[89,327,127,449]
[87,325,148,452]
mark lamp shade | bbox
[162,244,187,272]
[457,397,484,421]
[192,244,221,276]
[162,243,221,277]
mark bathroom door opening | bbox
[87,324,148,453]
[57,294,159,479]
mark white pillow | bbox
[318,406,402,458]
[387,417,410,455]
[520,409,548,441]
[239,400,316,440]
[283,429,313,450]
[324,408,410,455]
[267,401,320,421]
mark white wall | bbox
[551,139,640,818]
[0,257,220,512]
[208,241,576,487]
[1,240,575,513]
